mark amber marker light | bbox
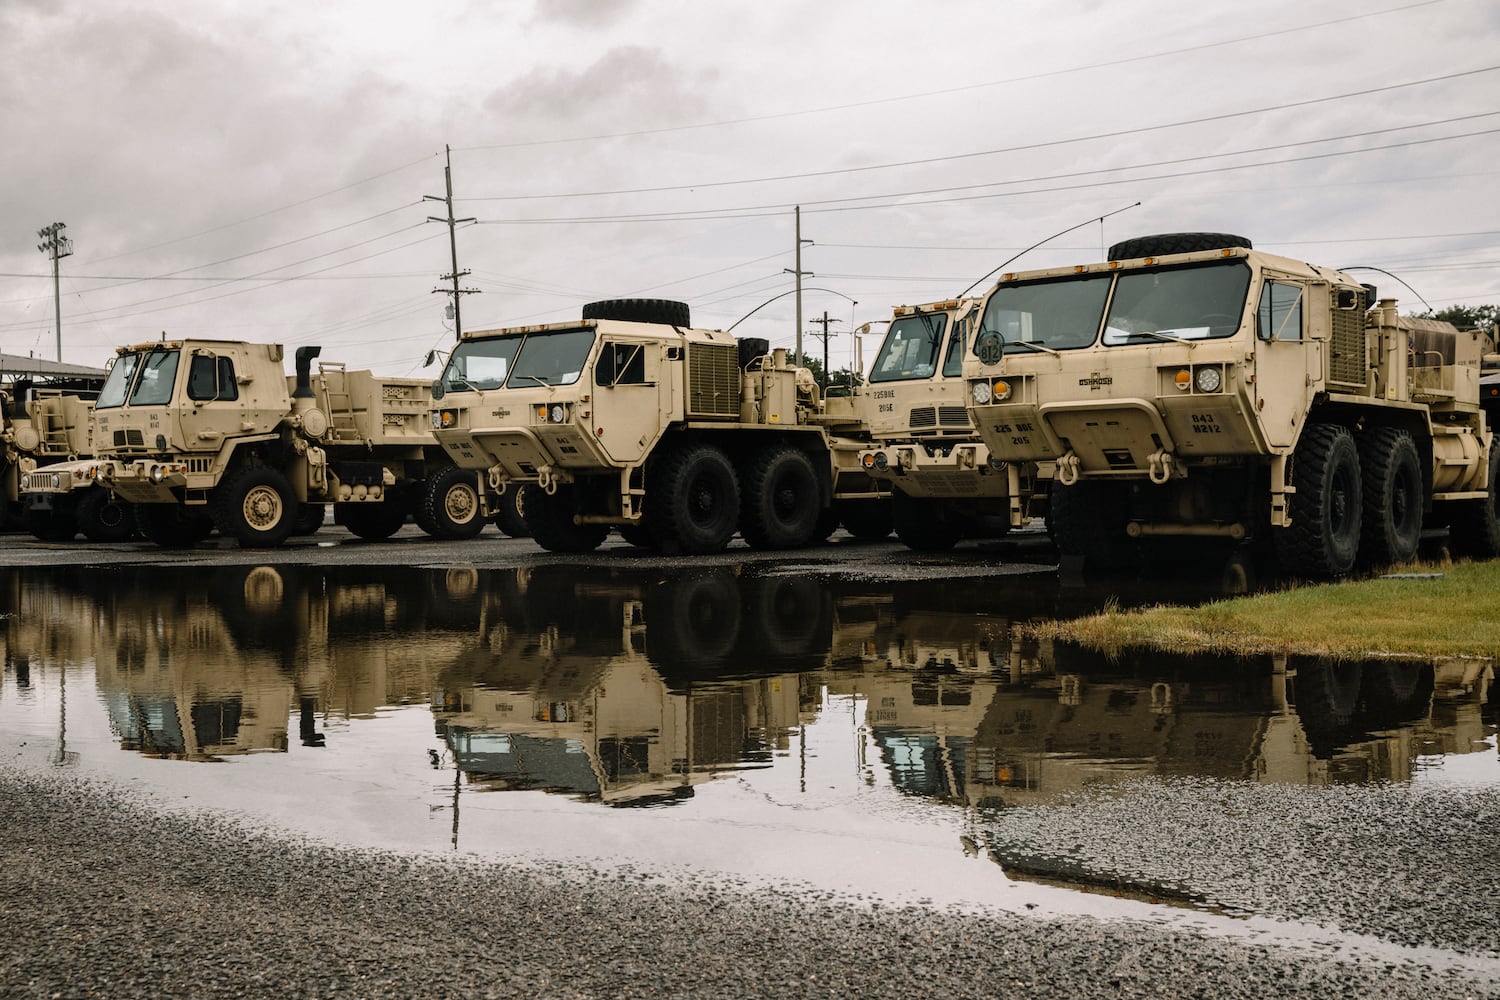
[991,379,1012,402]
[1174,369,1193,391]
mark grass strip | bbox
[1024,560,1500,660]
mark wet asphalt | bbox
[2,525,1498,998]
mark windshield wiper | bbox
[1006,338,1060,357]
[1125,330,1197,348]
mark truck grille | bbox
[939,406,970,427]
[911,406,936,428]
[687,343,741,418]
[1328,297,1367,387]
[112,429,145,448]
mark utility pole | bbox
[35,222,72,362]
[425,145,479,340]
[782,206,814,365]
[807,310,841,388]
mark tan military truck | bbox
[26,340,486,548]
[429,298,887,554]
[964,232,1498,577]
[2,355,136,542]
[854,298,1043,550]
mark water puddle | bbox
[2,562,1495,963]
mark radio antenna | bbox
[959,201,1141,297]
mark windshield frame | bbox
[1101,258,1253,347]
[441,327,597,393]
[95,352,143,410]
[869,312,950,383]
[977,272,1114,356]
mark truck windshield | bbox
[978,273,1113,354]
[1102,259,1252,345]
[507,327,594,387]
[870,313,949,382]
[129,349,180,405]
[96,349,180,408]
[96,352,143,409]
[443,328,596,391]
[442,336,523,393]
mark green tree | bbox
[1417,304,1499,330]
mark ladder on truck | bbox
[314,363,365,444]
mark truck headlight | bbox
[971,381,992,405]
[1194,367,1223,393]
[434,408,460,430]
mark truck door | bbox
[1251,279,1320,450]
[590,339,667,464]
[177,349,243,452]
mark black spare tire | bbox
[1107,232,1253,260]
[582,298,691,327]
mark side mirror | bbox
[431,380,445,401]
[424,350,438,368]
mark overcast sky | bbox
[3,0,1498,377]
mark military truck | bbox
[854,298,1044,550]
[1,354,135,542]
[25,339,486,549]
[964,232,1499,577]
[429,298,887,554]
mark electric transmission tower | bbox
[36,222,72,362]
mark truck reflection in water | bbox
[1,563,1493,812]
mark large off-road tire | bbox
[1276,423,1362,578]
[1448,437,1500,559]
[1296,660,1363,729]
[212,465,297,549]
[291,503,327,536]
[1358,428,1423,568]
[522,484,609,553]
[891,488,961,552]
[75,489,135,542]
[24,502,78,542]
[740,446,820,550]
[581,298,691,327]
[335,501,408,541]
[835,498,893,540]
[1048,479,1135,571]
[135,503,215,549]
[1107,232,1253,260]
[490,485,531,538]
[647,444,740,555]
[415,466,486,540]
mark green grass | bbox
[1024,560,1500,660]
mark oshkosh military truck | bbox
[430,298,887,554]
[964,232,1498,577]
[854,298,1043,550]
[26,340,485,548]
[2,355,135,542]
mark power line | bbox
[469,125,1500,225]
[457,69,1500,203]
[453,0,1446,152]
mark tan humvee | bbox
[430,298,886,554]
[964,232,1498,577]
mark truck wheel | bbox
[644,571,742,678]
[76,489,135,542]
[649,444,740,554]
[292,503,327,536]
[416,466,486,540]
[213,465,297,549]
[135,503,215,548]
[836,498,893,540]
[1358,428,1423,567]
[336,501,408,541]
[1049,479,1135,571]
[490,485,532,538]
[740,446,820,550]
[24,502,78,542]
[891,489,961,552]
[581,298,691,327]
[523,484,609,553]
[1277,423,1362,578]
[1107,232,1253,260]
[1295,660,1362,730]
[1448,437,1500,558]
